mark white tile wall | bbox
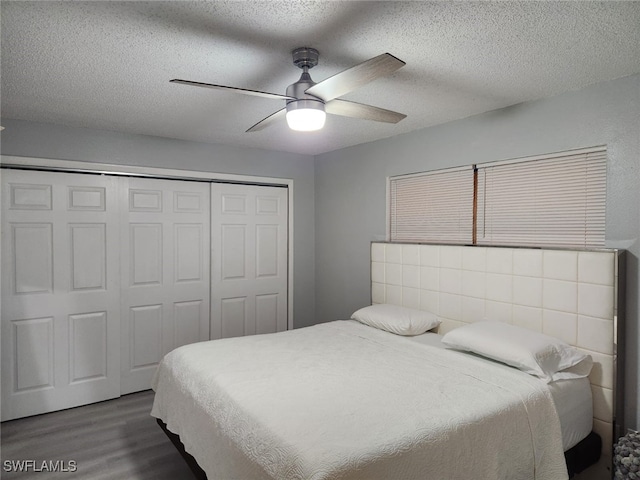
[420,245,439,267]
[513,276,542,307]
[543,279,577,313]
[513,249,543,277]
[371,282,385,304]
[439,245,462,269]
[512,305,543,331]
[439,293,461,321]
[402,287,421,309]
[371,243,385,263]
[544,250,578,281]
[402,245,421,266]
[462,270,485,299]
[577,315,614,355]
[385,244,403,264]
[385,263,402,286]
[386,284,402,305]
[591,385,614,423]
[371,242,619,436]
[420,290,439,314]
[485,273,513,303]
[420,266,439,291]
[583,350,614,390]
[578,283,614,319]
[462,246,486,271]
[371,262,385,284]
[578,251,615,286]
[542,310,577,344]
[486,248,513,274]
[462,296,485,323]
[439,268,462,295]
[485,300,512,323]
[402,264,420,288]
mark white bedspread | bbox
[151,320,569,480]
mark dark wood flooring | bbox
[1,390,195,479]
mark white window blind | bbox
[476,147,607,248]
[389,166,475,243]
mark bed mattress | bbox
[406,330,593,451]
[152,320,569,480]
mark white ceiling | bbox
[2,1,640,156]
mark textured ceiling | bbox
[2,1,640,156]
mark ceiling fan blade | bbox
[305,53,405,102]
[246,108,287,132]
[170,79,295,101]
[325,99,406,124]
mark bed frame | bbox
[158,419,207,480]
[371,242,625,475]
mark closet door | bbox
[1,170,120,420]
[120,177,210,394]
[211,183,288,339]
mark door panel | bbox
[130,304,163,368]
[69,311,108,383]
[256,225,279,277]
[12,223,54,293]
[70,223,106,290]
[211,183,288,339]
[222,225,247,279]
[220,297,248,338]
[13,317,54,391]
[120,177,210,394]
[1,170,120,421]
[175,224,204,282]
[174,300,203,347]
[256,294,279,334]
[130,223,163,285]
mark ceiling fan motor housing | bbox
[292,47,319,69]
[286,50,325,114]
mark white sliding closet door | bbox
[1,170,120,421]
[120,177,210,394]
[1,167,288,418]
[211,183,288,339]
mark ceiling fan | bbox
[170,47,406,132]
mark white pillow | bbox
[441,320,592,382]
[351,304,440,336]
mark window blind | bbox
[476,148,607,248]
[389,166,475,243]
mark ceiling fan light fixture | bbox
[285,99,326,132]
[172,48,406,133]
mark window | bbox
[388,146,607,248]
[476,148,606,248]
[389,166,475,244]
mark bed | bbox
[151,244,624,480]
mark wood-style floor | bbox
[0,390,195,479]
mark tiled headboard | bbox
[371,242,624,459]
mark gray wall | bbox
[3,73,639,431]
[315,73,640,431]
[0,118,317,329]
